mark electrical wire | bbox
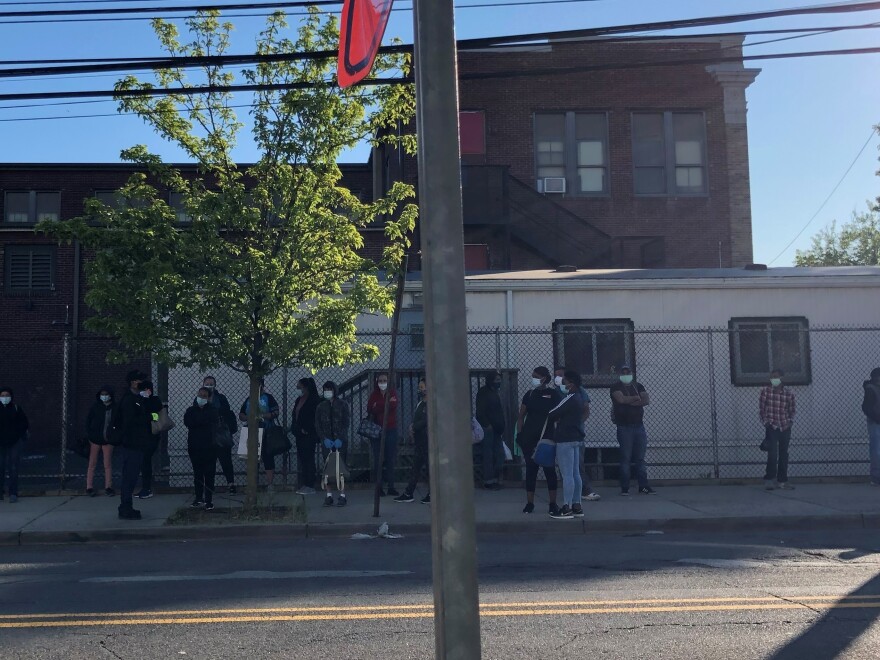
[767,129,879,265]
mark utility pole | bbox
[412,0,482,658]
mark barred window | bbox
[729,317,811,386]
[4,245,56,293]
[552,319,635,386]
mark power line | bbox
[767,129,879,265]
[1,44,880,104]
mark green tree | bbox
[795,205,880,266]
[40,10,417,507]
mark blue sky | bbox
[1,0,879,265]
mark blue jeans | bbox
[616,424,649,491]
[868,421,880,485]
[556,441,582,507]
[481,428,505,485]
[0,438,23,497]
[578,444,593,495]
[763,426,792,483]
[371,429,398,488]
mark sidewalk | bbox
[1,483,878,546]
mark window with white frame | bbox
[4,244,56,293]
[729,317,811,386]
[552,319,635,386]
[632,112,707,195]
[3,191,61,224]
[535,112,609,195]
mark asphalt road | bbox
[0,529,879,659]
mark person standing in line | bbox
[395,378,430,504]
[555,367,600,502]
[315,381,350,507]
[367,373,399,496]
[760,369,796,490]
[84,385,116,496]
[862,367,880,487]
[200,376,237,494]
[292,377,321,495]
[116,370,157,520]
[611,365,655,496]
[239,380,281,492]
[516,366,561,516]
[475,371,506,490]
[184,387,220,511]
[548,370,585,519]
[135,381,164,500]
[0,386,29,504]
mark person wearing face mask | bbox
[197,376,237,494]
[476,371,506,490]
[862,367,880,487]
[0,386,29,504]
[367,373,399,496]
[515,367,561,515]
[184,387,220,510]
[315,381,350,506]
[134,381,164,500]
[547,370,585,519]
[555,368,600,502]
[759,369,796,490]
[395,378,430,504]
[239,380,281,492]
[115,370,158,519]
[611,365,655,496]
[84,385,116,496]
[292,377,321,495]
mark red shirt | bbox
[759,385,796,431]
[368,388,398,430]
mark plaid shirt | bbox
[759,385,796,430]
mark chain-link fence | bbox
[5,326,879,490]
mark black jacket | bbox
[475,385,505,435]
[412,399,428,447]
[0,389,28,447]
[863,381,880,424]
[193,391,237,434]
[547,392,585,442]
[184,404,219,451]
[292,394,320,439]
[117,391,161,452]
[86,397,115,445]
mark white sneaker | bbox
[777,482,795,490]
[584,492,601,502]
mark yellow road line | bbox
[0,594,876,621]
[3,601,880,629]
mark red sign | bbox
[337,0,394,88]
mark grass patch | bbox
[166,500,306,526]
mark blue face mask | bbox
[559,384,569,394]
[196,397,208,407]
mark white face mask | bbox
[204,384,215,391]
[139,391,150,398]
[554,376,564,387]
[531,378,542,388]
[0,396,10,405]
[323,391,333,400]
[378,382,388,392]
[620,375,633,385]
[100,395,112,403]
[770,378,782,387]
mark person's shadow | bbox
[768,571,880,659]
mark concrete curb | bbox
[4,511,877,546]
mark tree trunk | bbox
[245,373,262,510]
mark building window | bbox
[95,190,125,209]
[535,112,609,195]
[409,323,425,351]
[3,191,60,224]
[552,319,635,386]
[4,245,56,293]
[632,112,707,195]
[169,192,192,223]
[729,317,811,386]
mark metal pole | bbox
[59,332,71,491]
[413,0,482,657]
[707,329,720,479]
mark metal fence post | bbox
[495,326,502,371]
[707,328,720,479]
[59,332,71,491]
[282,366,289,487]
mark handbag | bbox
[264,425,292,457]
[471,417,485,444]
[237,426,263,457]
[151,405,175,435]
[357,416,382,440]
[530,418,556,468]
[214,416,234,448]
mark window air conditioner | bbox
[542,177,566,194]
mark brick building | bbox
[0,35,760,457]
[375,35,760,270]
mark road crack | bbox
[99,639,124,659]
